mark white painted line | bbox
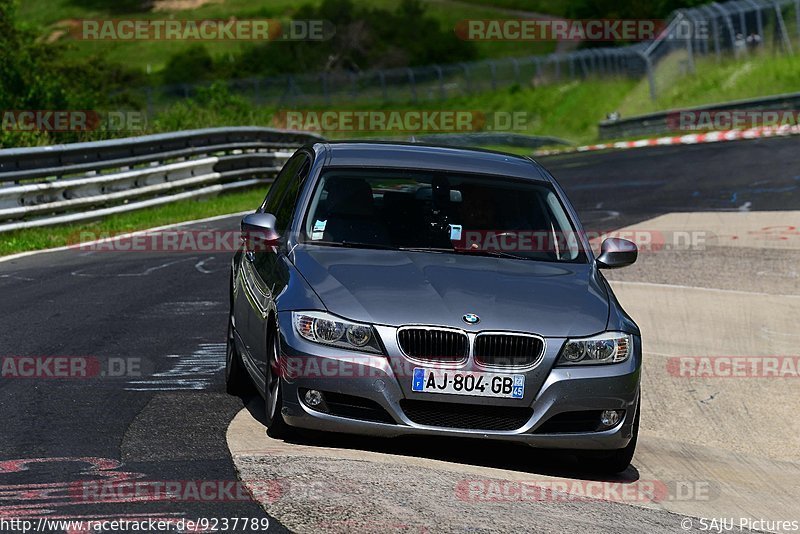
[126,343,226,391]
[194,257,215,275]
[70,256,198,278]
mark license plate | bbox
[411,368,525,399]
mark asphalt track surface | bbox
[542,137,800,228]
[1,135,798,533]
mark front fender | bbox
[275,259,326,312]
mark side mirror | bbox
[241,213,280,252]
[596,238,637,269]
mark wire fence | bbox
[640,0,800,101]
[118,0,800,116]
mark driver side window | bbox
[260,153,305,214]
[275,158,311,237]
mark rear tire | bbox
[576,401,640,475]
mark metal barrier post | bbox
[407,68,418,103]
[796,0,800,39]
[637,51,658,100]
[774,2,794,52]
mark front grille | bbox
[400,399,532,431]
[474,334,544,367]
[397,327,469,363]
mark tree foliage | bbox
[161,0,477,84]
[565,0,708,20]
[1,0,145,145]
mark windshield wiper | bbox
[309,240,399,250]
[398,246,451,253]
[453,247,527,260]
[400,246,526,260]
[309,241,526,259]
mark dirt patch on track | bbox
[152,0,223,11]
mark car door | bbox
[237,152,311,376]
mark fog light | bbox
[600,410,623,428]
[304,389,324,407]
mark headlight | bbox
[557,332,632,365]
[293,311,383,353]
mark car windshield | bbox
[301,168,586,263]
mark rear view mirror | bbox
[241,213,280,252]
[596,238,637,269]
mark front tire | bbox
[576,401,640,475]
[225,313,252,395]
[264,323,295,439]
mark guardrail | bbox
[598,91,800,140]
[397,133,572,149]
[0,127,323,233]
[363,133,573,150]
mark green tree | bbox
[162,45,216,86]
[0,0,66,110]
[206,0,477,83]
[1,0,145,146]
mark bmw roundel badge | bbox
[462,313,480,324]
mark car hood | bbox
[292,246,609,337]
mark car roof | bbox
[310,141,551,182]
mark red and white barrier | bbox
[535,124,800,156]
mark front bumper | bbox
[277,312,641,451]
